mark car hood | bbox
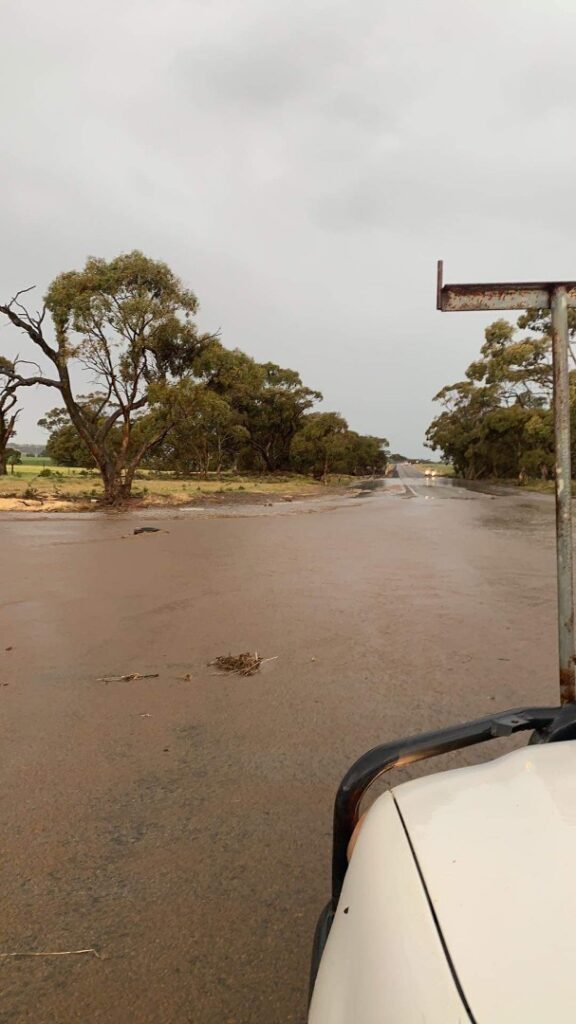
[394,740,576,1023]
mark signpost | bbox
[437,260,576,704]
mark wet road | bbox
[0,480,562,1023]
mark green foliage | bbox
[196,343,322,470]
[45,250,202,375]
[44,424,91,467]
[466,318,551,404]
[290,412,349,480]
[345,432,389,475]
[2,251,390,493]
[2,251,210,501]
[427,314,557,479]
[291,412,388,481]
[22,484,40,500]
[149,381,248,477]
[5,447,22,475]
[39,405,96,467]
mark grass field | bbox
[0,466,352,511]
[19,455,54,467]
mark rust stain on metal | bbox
[560,667,576,706]
[436,261,576,312]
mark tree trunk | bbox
[100,463,133,505]
[97,423,172,505]
[251,441,274,472]
[0,420,9,475]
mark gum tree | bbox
[0,251,211,503]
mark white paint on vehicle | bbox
[308,791,471,1023]
[395,740,576,1022]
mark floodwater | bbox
[0,478,562,1023]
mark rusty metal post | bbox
[551,286,576,703]
[437,262,576,704]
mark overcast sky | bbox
[2,0,576,454]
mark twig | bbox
[0,948,101,960]
[97,673,159,683]
[14,356,44,375]
[7,285,36,309]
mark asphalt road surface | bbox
[1,479,563,1023]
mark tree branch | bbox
[0,390,18,416]
[7,286,36,307]
[10,373,61,389]
[0,302,58,362]
[126,421,173,474]
[95,394,147,444]
[14,356,44,375]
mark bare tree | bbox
[0,356,46,474]
[0,362,20,475]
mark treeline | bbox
[426,310,576,480]
[0,252,388,502]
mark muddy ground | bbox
[0,479,562,1023]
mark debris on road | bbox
[133,527,162,535]
[0,948,102,960]
[98,672,159,683]
[209,652,277,676]
[176,672,193,681]
[210,652,262,676]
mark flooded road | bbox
[0,481,562,1023]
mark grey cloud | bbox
[2,0,576,455]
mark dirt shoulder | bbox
[0,479,357,514]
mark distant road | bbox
[392,462,512,500]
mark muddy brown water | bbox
[0,486,561,1023]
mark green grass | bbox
[9,463,81,478]
[497,478,574,495]
[16,455,54,467]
